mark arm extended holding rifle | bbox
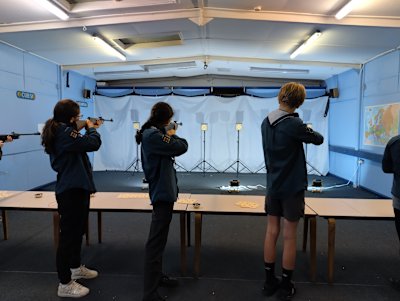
[0,132,40,142]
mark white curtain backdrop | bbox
[93,95,329,175]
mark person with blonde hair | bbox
[261,82,324,300]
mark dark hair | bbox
[135,102,174,144]
[278,82,306,109]
[41,99,80,154]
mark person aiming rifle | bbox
[0,135,12,160]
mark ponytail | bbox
[41,118,59,154]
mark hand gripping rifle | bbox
[165,121,182,132]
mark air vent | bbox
[250,67,309,74]
[144,61,197,71]
[114,32,183,50]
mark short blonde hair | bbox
[278,82,306,108]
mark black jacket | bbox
[382,135,400,198]
[261,112,324,198]
[50,124,101,195]
[141,127,188,204]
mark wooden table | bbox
[188,194,317,278]
[0,191,189,275]
[305,197,394,283]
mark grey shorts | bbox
[265,190,305,222]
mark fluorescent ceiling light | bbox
[93,35,127,61]
[290,31,322,60]
[335,0,362,20]
[33,0,69,20]
[94,70,147,76]
[250,67,309,74]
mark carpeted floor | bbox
[0,171,399,301]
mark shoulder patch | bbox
[162,135,171,143]
[70,130,79,139]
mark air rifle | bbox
[0,132,40,141]
[76,117,113,130]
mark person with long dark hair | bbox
[261,82,324,300]
[136,102,188,301]
[41,99,102,298]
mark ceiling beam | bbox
[0,9,200,33]
[1,7,399,34]
[61,55,361,70]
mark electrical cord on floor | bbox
[307,161,361,192]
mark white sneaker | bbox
[57,281,89,298]
[71,265,98,280]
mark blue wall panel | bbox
[0,43,96,190]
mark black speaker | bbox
[83,89,91,99]
[329,88,339,98]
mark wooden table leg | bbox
[194,212,202,278]
[180,213,187,276]
[309,216,317,282]
[302,216,309,252]
[186,212,191,247]
[97,211,102,244]
[328,218,336,284]
[2,210,8,240]
[53,212,60,248]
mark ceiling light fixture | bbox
[335,0,362,20]
[290,31,322,60]
[33,0,69,20]
[93,34,127,61]
[250,67,309,74]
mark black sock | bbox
[264,262,276,283]
[281,268,293,288]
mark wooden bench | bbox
[0,190,189,275]
[187,193,317,278]
[305,197,394,283]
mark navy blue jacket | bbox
[141,127,188,204]
[50,123,101,195]
[261,112,324,198]
[382,135,400,198]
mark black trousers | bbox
[395,208,400,243]
[56,188,90,284]
[143,202,174,301]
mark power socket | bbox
[358,159,364,165]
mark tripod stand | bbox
[223,127,252,178]
[304,143,323,176]
[125,143,141,172]
[191,128,219,176]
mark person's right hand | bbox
[166,129,176,136]
[0,141,4,148]
[86,119,95,129]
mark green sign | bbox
[16,90,35,100]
